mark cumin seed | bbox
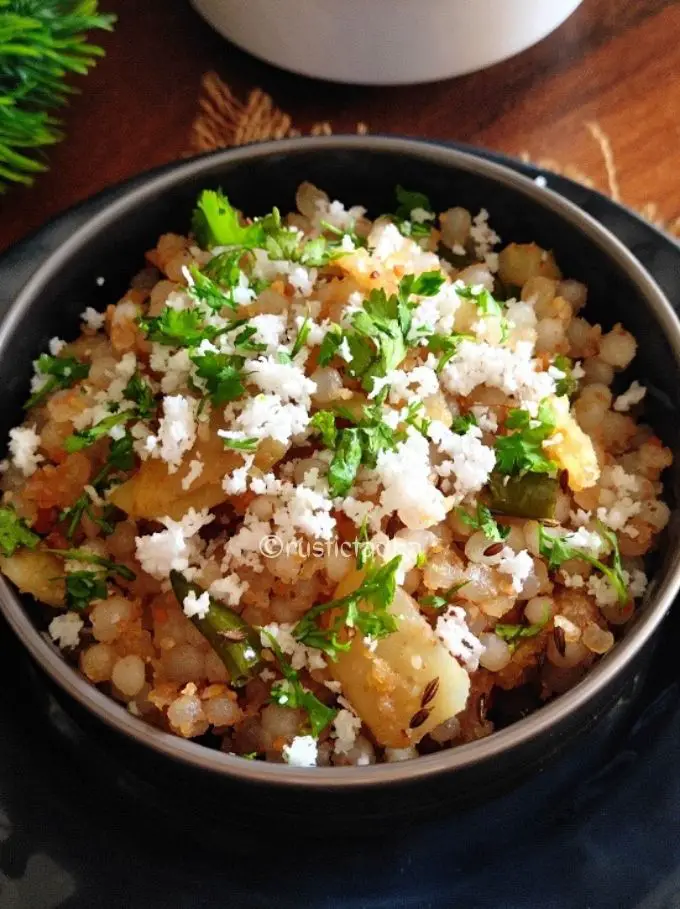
[477,693,488,723]
[483,541,504,557]
[409,707,431,729]
[420,677,440,708]
[553,625,567,657]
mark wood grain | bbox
[2,0,679,252]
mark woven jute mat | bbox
[188,71,680,237]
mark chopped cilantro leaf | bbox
[328,428,363,497]
[221,437,258,452]
[261,212,333,267]
[312,405,397,496]
[297,235,331,267]
[538,524,628,604]
[60,433,134,538]
[291,314,312,359]
[398,271,445,300]
[392,186,435,238]
[63,411,132,454]
[59,495,91,539]
[140,307,222,347]
[262,216,301,262]
[25,354,89,410]
[123,372,155,420]
[494,402,558,476]
[107,432,136,472]
[427,332,469,373]
[346,312,406,390]
[495,620,546,648]
[309,410,338,449]
[419,594,448,610]
[187,264,239,313]
[60,495,117,539]
[64,571,108,611]
[294,556,402,660]
[318,324,345,366]
[404,401,431,437]
[451,412,478,434]
[395,186,433,220]
[355,518,372,570]
[456,283,509,341]
[458,504,509,542]
[190,349,245,406]
[345,274,443,391]
[191,189,265,250]
[46,548,136,582]
[263,631,337,737]
[419,581,468,611]
[455,283,504,318]
[598,522,625,585]
[318,220,366,255]
[202,249,245,288]
[0,507,40,557]
[356,418,396,469]
[233,325,267,353]
[552,355,580,398]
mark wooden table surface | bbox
[2,0,680,253]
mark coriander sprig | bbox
[494,402,559,477]
[457,504,509,543]
[51,548,136,612]
[139,307,225,347]
[63,411,132,453]
[538,524,628,604]
[25,354,89,410]
[294,556,402,660]
[190,349,246,406]
[47,548,135,581]
[263,631,337,738]
[191,189,267,249]
[344,272,445,392]
[60,433,134,538]
[309,405,398,497]
[191,189,353,267]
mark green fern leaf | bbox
[0,0,115,190]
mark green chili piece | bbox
[488,471,559,520]
[170,570,261,687]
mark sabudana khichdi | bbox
[0,183,671,767]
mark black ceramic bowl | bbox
[2,137,680,821]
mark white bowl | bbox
[191,0,583,85]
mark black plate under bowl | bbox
[1,142,680,908]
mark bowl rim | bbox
[2,134,680,789]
